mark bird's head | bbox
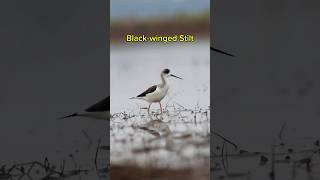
[161,68,182,79]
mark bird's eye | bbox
[163,69,170,74]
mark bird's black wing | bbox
[85,96,110,112]
[211,46,234,57]
[137,85,157,97]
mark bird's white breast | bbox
[145,85,168,103]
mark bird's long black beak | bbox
[57,113,78,119]
[211,47,234,57]
[170,74,183,79]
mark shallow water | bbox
[213,1,320,179]
[110,42,210,169]
[111,107,210,169]
[0,41,108,179]
[110,41,210,113]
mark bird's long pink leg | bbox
[159,102,162,114]
[148,104,151,114]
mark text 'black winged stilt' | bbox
[59,96,110,120]
[130,69,182,114]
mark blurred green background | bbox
[110,0,210,43]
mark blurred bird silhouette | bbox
[59,96,109,120]
[211,46,234,57]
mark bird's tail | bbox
[129,97,145,100]
[57,113,78,119]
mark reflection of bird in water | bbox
[139,119,171,136]
[130,69,182,114]
[59,96,110,120]
[211,46,234,57]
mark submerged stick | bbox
[278,122,287,145]
[95,139,102,170]
[212,131,238,150]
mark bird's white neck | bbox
[160,74,168,87]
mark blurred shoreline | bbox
[111,12,209,44]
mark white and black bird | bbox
[59,96,110,120]
[131,69,182,114]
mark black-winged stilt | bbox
[131,69,182,114]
